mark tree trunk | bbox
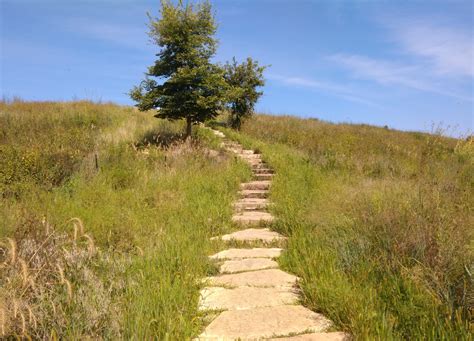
[185,117,192,139]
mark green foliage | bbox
[130,0,227,137]
[223,115,473,339]
[223,57,266,130]
[0,100,130,198]
[4,97,470,339]
[0,100,249,338]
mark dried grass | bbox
[0,217,124,338]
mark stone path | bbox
[197,129,348,340]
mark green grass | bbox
[0,100,249,338]
[222,114,473,339]
[2,101,472,339]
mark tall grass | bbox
[224,114,473,339]
[1,100,248,338]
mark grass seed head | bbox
[20,311,26,335]
[19,258,29,287]
[56,264,65,283]
[13,300,18,318]
[83,234,96,256]
[69,217,84,240]
[27,306,37,329]
[0,305,6,337]
[7,238,16,264]
[64,279,73,300]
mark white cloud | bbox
[329,54,418,86]
[329,53,473,102]
[65,18,151,50]
[326,16,473,102]
[268,73,384,108]
[393,20,474,77]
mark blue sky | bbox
[1,0,473,135]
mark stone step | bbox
[238,153,261,159]
[197,305,332,340]
[210,248,283,260]
[241,150,255,155]
[251,163,270,170]
[212,228,285,242]
[225,146,242,152]
[240,181,271,190]
[212,131,225,138]
[207,268,297,288]
[270,332,350,341]
[244,160,264,167]
[240,158,262,164]
[234,197,269,205]
[232,211,274,225]
[253,168,274,174]
[242,156,262,161]
[219,258,278,273]
[233,198,269,212]
[254,173,274,181]
[239,190,269,199]
[199,286,298,311]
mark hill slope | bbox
[1,102,472,339]
[0,100,250,338]
[224,114,473,339]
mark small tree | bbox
[223,57,266,130]
[130,0,226,138]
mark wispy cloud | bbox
[268,74,384,108]
[327,16,473,102]
[391,20,474,77]
[329,54,473,101]
[65,18,151,50]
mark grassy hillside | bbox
[0,100,250,338]
[1,101,472,339]
[223,114,473,339]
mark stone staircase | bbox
[197,129,349,340]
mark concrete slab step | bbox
[239,190,269,199]
[197,305,332,340]
[251,163,270,170]
[238,153,261,159]
[254,174,274,181]
[199,286,298,311]
[210,248,283,260]
[235,197,270,204]
[223,142,240,147]
[243,156,262,161]
[244,160,264,166]
[232,211,274,225]
[212,228,285,242]
[240,181,271,190]
[233,198,269,211]
[253,168,274,174]
[219,258,278,273]
[212,130,226,138]
[207,269,297,288]
[271,332,350,341]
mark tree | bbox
[223,57,266,130]
[130,0,226,138]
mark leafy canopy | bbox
[130,0,226,136]
[223,57,266,129]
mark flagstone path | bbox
[197,129,349,340]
